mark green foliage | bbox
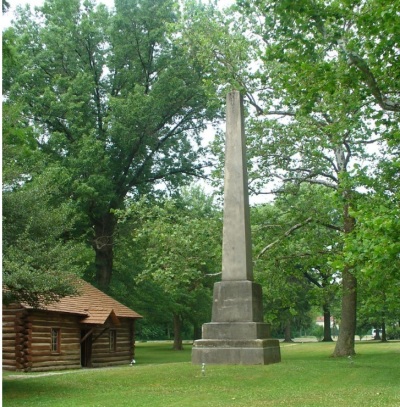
[2,170,89,306]
[114,186,222,341]
[251,184,341,338]
[2,85,88,305]
[345,171,400,329]
[5,0,217,288]
[199,0,400,355]
[386,325,400,340]
[310,324,324,341]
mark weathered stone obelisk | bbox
[192,91,281,365]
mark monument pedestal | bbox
[192,281,281,365]
[192,338,281,365]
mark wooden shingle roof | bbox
[23,280,142,323]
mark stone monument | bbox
[191,91,281,365]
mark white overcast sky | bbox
[3,0,234,28]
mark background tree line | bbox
[3,0,399,352]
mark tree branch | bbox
[303,271,322,288]
[257,217,313,259]
[338,42,400,112]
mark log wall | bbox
[3,305,137,372]
[23,310,81,372]
[2,304,27,371]
[91,319,135,368]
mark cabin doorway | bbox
[80,329,93,367]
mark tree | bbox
[345,159,400,342]
[189,0,398,356]
[2,164,88,306]
[182,0,400,354]
[2,13,87,305]
[5,0,215,291]
[252,184,340,341]
[119,186,222,350]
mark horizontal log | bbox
[3,309,26,315]
[3,365,17,371]
[3,332,18,339]
[28,317,79,325]
[29,326,79,333]
[30,364,81,372]
[28,344,80,352]
[2,316,18,323]
[2,322,16,328]
[28,342,79,350]
[30,359,81,368]
[92,354,132,363]
[2,330,17,337]
[30,335,79,343]
[30,320,79,326]
[93,342,132,350]
[30,349,80,357]
[31,352,81,362]
[93,360,131,367]
[2,356,16,363]
[2,346,18,353]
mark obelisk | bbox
[192,91,281,365]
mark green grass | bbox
[3,341,400,406]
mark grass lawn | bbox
[3,341,400,406]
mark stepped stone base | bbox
[192,338,281,365]
[192,281,281,365]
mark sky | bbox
[3,0,234,27]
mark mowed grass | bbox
[3,341,400,407]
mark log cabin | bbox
[2,280,142,372]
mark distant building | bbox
[315,316,337,329]
[3,280,142,372]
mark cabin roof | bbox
[23,280,142,322]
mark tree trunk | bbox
[381,321,387,342]
[92,211,116,291]
[283,319,293,342]
[322,304,333,342]
[173,314,183,350]
[332,267,357,356]
[373,328,381,340]
[333,199,357,357]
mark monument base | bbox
[191,281,281,365]
[192,338,281,365]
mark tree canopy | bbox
[3,0,216,293]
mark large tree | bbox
[252,184,340,342]
[3,5,87,305]
[121,187,222,350]
[4,0,215,290]
[186,0,399,356]
[238,0,399,357]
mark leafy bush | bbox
[310,325,324,341]
[386,325,400,340]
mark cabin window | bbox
[51,328,61,353]
[109,329,117,352]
